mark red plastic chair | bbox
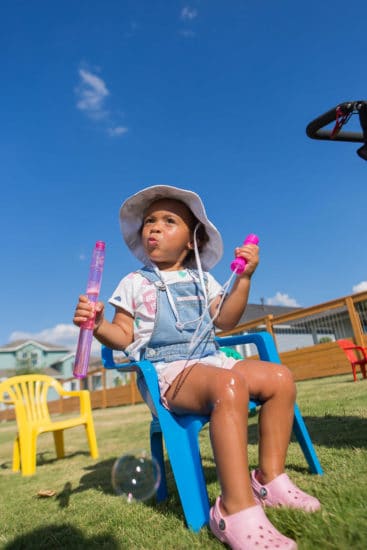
[337,339,367,382]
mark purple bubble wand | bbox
[73,241,106,379]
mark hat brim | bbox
[119,185,223,270]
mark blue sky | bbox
[1,0,366,350]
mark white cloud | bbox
[352,281,367,293]
[107,126,128,137]
[266,292,301,307]
[75,66,128,136]
[76,69,109,118]
[181,6,198,20]
[9,324,101,355]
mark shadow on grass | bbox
[0,450,91,471]
[63,411,366,493]
[18,409,363,526]
[45,457,119,501]
[44,457,191,524]
[289,415,367,448]
[3,523,120,550]
[247,413,367,449]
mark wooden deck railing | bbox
[219,290,367,380]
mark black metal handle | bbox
[306,101,367,142]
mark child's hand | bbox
[233,243,259,277]
[73,295,105,330]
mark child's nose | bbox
[150,221,162,232]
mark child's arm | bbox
[211,242,259,331]
[73,295,134,351]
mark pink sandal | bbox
[251,470,321,512]
[209,497,297,550]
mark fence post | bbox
[102,369,107,408]
[345,296,364,346]
[130,373,138,405]
[264,314,274,336]
[264,314,280,352]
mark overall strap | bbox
[136,266,161,283]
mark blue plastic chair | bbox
[102,331,323,532]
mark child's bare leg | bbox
[232,360,296,483]
[164,364,256,515]
[233,359,320,514]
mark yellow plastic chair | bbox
[0,374,99,476]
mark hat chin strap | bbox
[193,223,208,306]
[189,223,237,356]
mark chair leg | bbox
[53,430,65,458]
[161,415,210,532]
[19,432,37,476]
[84,421,99,459]
[150,419,168,502]
[292,404,323,475]
[12,436,20,472]
[352,365,357,382]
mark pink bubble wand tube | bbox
[230,234,260,274]
[73,241,106,379]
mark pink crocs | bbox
[251,470,321,512]
[209,497,297,550]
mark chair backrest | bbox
[0,374,63,426]
[337,339,359,363]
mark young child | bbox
[73,185,320,550]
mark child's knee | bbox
[275,364,296,398]
[212,370,249,409]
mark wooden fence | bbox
[219,290,367,381]
[1,291,366,422]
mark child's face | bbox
[141,199,195,270]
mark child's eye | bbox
[167,218,176,224]
[144,217,154,225]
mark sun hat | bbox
[119,185,223,270]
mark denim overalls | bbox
[136,266,219,412]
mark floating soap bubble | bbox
[111,449,161,503]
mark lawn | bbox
[0,374,366,549]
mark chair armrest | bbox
[55,386,93,416]
[216,331,281,363]
[342,345,367,360]
[0,397,14,405]
[354,346,367,359]
[101,345,138,372]
[57,388,89,398]
[101,332,280,376]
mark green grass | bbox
[0,374,367,549]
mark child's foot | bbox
[209,496,297,550]
[251,469,321,512]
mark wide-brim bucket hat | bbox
[119,185,223,270]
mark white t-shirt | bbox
[109,268,223,361]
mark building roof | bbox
[0,366,61,379]
[44,366,63,377]
[0,339,71,353]
[239,303,301,324]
